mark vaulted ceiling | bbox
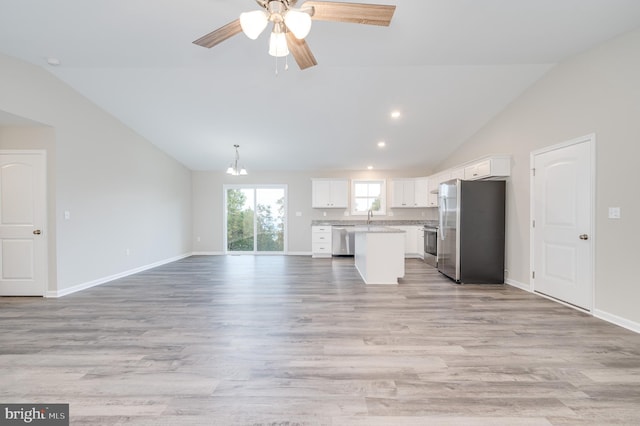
[2,0,640,172]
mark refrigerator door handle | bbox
[440,196,447,240]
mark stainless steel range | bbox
[423,226,438,267]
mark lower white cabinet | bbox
[392,226,421,258]
[311,226,332,258]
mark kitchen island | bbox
[353,226,405,284]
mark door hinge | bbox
[532,271,535,279]
[532,220,535,228]
[532,168,536,176]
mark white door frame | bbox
[529,133,596,312]
[0,149,48,296]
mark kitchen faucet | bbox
[367,209,373,225]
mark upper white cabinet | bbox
[450,167,465,180]
[391,179,415,208]
[414,178,429,207]
[464,155,511,180]
[426,155,511,207]
[312,179,349,208]
[427,172,450,207]
[391,178,429,208]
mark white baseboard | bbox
[46,253,192,298]
[288,251,313,256]
[192,251,313,256]
[594,309,640,334]
[505,278,640,335]
[191,251,225,256]
[505,278,531,292]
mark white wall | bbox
[437,29,640,325]
[0,53,192,294]
[192,170,436,254]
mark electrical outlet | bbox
[125,248,130,256]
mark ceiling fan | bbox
[193,0,396,70]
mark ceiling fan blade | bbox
[304,1,396,26]
[193,19,243,48]
[286,32,318,70]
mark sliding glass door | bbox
[225,185,286,253]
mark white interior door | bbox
[531,136,593,310]
[0,151,47,296]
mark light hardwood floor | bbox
[2,256,640,425]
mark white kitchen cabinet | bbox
[427,177,439,207]
[451,167,465,180]
[463,155,511,180]
[414,178,429,207]
[312,179,349,208]
[391,178,429,208]
[391,179,416,208]
[391,226,419,257]
[311,226,332,258]
[425,155,511,207]
[427,172,450,208]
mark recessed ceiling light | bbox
[377,141,386,148]
[47,57,60,66]
[367,165,374,170]
[391,110,401,119]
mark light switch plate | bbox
[608,207,621,219]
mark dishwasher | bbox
[331,225,355,256]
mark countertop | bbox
[351,226,405,233]
[311,219,438,227]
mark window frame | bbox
[350,179,386,216]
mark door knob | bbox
[33,229,41,235]
[579,234,589,240]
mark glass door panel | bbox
[225,186,287,253]
[256,188,285,252]
[226,188,255,252]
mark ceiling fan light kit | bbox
[269,27,290,57]
[194,0,396,70]
[239,10,269,40]
[283,9,313,39]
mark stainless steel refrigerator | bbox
[438,179,506,284]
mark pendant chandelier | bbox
[226,144,248,176]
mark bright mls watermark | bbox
[0,404,68,425]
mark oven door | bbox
[424,227,438,267]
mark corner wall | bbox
[0,53,192,294]
[437,29,640,325]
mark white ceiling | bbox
[2,0,640,172]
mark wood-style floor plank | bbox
[1,255,640,425]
